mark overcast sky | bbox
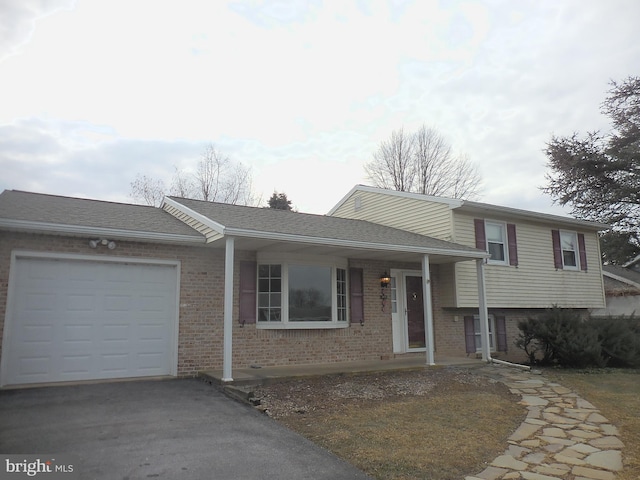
[1,0,638,215]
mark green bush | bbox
[592,315,640,368]
[515,307,604,368]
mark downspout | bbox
[222,236,235,382]
[476,259,492,362]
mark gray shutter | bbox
[578,233,588,271]
[507,223,518,266]
[551,230,563,269]
[239,261,257,325]
[474,219,486,250]
[350,268,364,325]
[464,316,476,354]
[496,316,508,352]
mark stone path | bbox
[466,365,625,480]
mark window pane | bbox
[488,242,505,261]
[271,293,281,307]
[258,293,270,308]
[289,265,332,321]
[258,265,270,277]
[258,278,270,292]
[485,223,503,242]
[563,251,577,267]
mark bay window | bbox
[257,254,349,328]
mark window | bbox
[258,264,281,322]
[560,231,578,269]
[485,222,507,264]
[390,276,398,314]
[474,219,518,266]
[257,255,349,328]
[465,314,508,354]
[552,230,587,271]
[474,314,495,352]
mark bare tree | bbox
[130,143,257,206]
[365,125,482,199]
[130,175,166,207]
[364,127,415,192]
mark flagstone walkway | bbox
[467,365,625,480]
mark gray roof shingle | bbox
[170,196,484,256]
[0,190,204,239]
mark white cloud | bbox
[0,0,639,215]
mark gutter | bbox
[224,226,490,261]
[0,219,206,245]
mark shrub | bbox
[516,307,604,368]
[592,315,640,368]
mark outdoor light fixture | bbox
[380,272,391,312]
[89,238,117,250]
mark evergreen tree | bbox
[543,76,640,264]
[268,192,292,210]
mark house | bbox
[328,185,608,358]
[591,261,640,317]
[0,187,608,387]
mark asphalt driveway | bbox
[0,378,370,480]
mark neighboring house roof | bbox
[602,265,640,296]
[0,190,205,244]
[329,185,610,231]
[165,196,489,263]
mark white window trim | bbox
[560,230,580,271]
[485,220,509,266]
[473,314,496,352]
[255,253,349,330]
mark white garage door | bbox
[1,255,179,386]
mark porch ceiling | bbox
[206,235,482,264]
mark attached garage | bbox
[1,253,179,386]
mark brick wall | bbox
[1,231,547,380]
[0,232,425,378]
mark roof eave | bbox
[603,270,640,290]
[457,201,610,230]
[0,219,206,245]
[162,197,227,234]
[225,227,489,261]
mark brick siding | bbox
[1,231,554,380]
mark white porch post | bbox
[422,255,436,366]
[222,236,235,382]
[476,259,491,362]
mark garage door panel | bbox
[2,257,178,386]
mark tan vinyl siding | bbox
[331,190,454,240]
[163,204,223,243]
[451,213,606,308]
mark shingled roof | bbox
[166,196,487,262]
[0,190,204,243]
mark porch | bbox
[200,354,485,387]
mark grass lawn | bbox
[256,367,639,480]
[545,368,640,480]
[255,369,526,480]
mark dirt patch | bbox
[252,366,525,480]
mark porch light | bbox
[380,272,391,312]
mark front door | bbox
[405,275,426,349]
